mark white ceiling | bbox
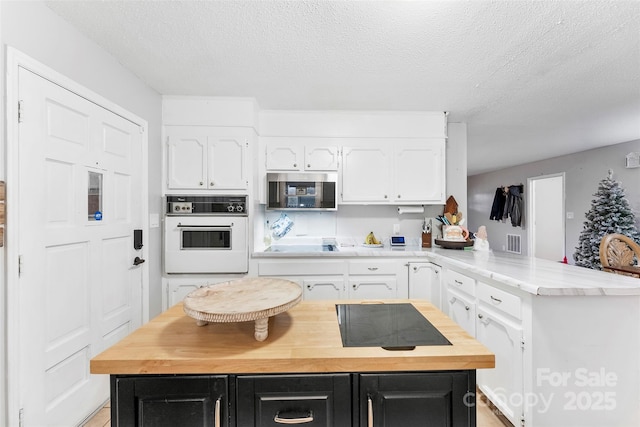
[45,0,640,175]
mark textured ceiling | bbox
[45,0,640,175]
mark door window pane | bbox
[88,171,103,221]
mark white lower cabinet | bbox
[257,259,405,301]
[446,288,476,337]
[164,276,247,309]
[303,277,346,300]
[347,259,400,299]
[407,262,442,308]
[348,277,397,299]
[476,305,524,427]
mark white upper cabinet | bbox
[341,139,445,204]
[393,140,445,203]
[265,145,301,171]
[167,135,208,189]
[207,136,247,190]
[341,145,392,202]
[166,126,249,191]
[304,146,339,171]
[264,137,339,171]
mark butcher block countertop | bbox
[91,299,494,375]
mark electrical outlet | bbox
[393,224,400,235]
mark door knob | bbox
[133,256,145,266]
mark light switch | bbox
[150,213,160,228]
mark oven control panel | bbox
[166,195,247,216]
[170,202,193,213]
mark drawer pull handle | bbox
[490,296,502,303]
[368,267,379,271]
[214,397,221,427]
[454,279,463,285]
[274,411,313,424]
[368,396,374,427]
[307,283,339,291]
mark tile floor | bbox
[82,390,511,427]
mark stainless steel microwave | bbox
[266,173,338,210]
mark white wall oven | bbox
[164,195,248,274]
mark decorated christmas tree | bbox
[574,170,640,269]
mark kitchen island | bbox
[91,299,494,426]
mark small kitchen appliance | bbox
[164,195,248,274]
[336,303,451,349]
[266,172,337,210]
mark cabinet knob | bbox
[384,195,388,199]
[465,305,470,311]
[210,182,214,186]
[478,314,483,319]
[398,195,401,198]
[307,164,311,168]
[293,163,297,168]
[199,181,204,186]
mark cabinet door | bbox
[305,146,339,171]
[112,375,228,427]
[266,145,302,170]
[303,277,346,300]
[446,288,476,337]
[476,308,524,427]
[349,278,397,299]
[393,140,445,203]
[207,136,247,190]
[359,371,474,427]
[408,262,441,308]
[167,135,207,189]
[236,374,351,427]
[341,146,392,202]
[168,283,203,307]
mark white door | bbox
[17,67,145,426]
[529,174,565,261]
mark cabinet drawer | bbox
[445,269,475,296]
[477,282,521,320]
[348,260,397,275]
[236,374,351,427]
[259,260,346,276]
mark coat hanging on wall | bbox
[489,184,524,227]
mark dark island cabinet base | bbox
[110,371,476,427]
[111,375,229,427]
[359,371,475,427]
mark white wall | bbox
[467,139,640,262]
[0,3,163,421]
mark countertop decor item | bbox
[183,277,302,341]
[434,238,473,249]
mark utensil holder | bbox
[422,232,432,248]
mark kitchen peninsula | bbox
[255,244,640,427]
[91,299,494,426]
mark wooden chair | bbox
[599,233,640,278]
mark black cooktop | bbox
[336,303,451,349]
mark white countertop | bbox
[253,239,640,296]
